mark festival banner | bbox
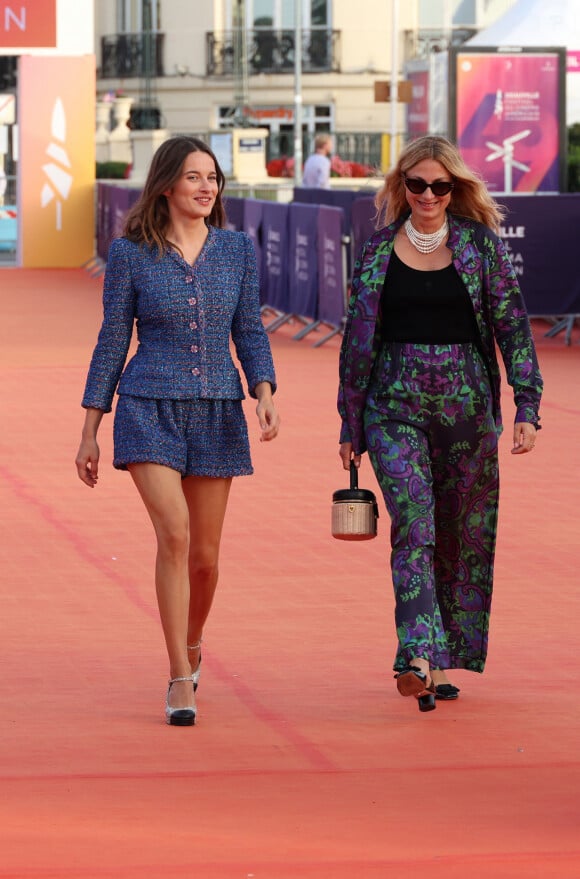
[450,47,566,193]
[0,0,57,48]
[19,55,95,266]
[499,194,580,315]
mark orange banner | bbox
[0,0,57,48]
[19,56,95,267]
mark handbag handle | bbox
[350,460,359,490]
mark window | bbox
[117,0,160,33]
[227,1,329,29]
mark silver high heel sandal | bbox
[165,675,196,726]
[187,639,202,692]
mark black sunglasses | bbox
[403,176,455,196]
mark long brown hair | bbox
[123,136,226,252]
[375,135,505,232]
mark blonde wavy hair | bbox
[375,135,505,232]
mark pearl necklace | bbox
[404,217,449,254]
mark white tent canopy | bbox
[466,0,580,123]
[467,0,580,48]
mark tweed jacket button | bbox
[191,367,200,376]
[190,345,198,353]
[188,297,197,305]
[189,321,197,330]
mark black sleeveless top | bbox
[380,249,479,344]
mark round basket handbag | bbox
[332,461,379,541]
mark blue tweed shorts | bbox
[113,395,253,477]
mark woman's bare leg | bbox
[128,463,193,710]
[182,476,232,673]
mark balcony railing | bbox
[404,27,476,61]
[100,33,165,79]
[206,28,340,76]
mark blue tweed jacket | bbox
[82,227,276,412]
[338,213,543,455]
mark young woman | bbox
[76,136,279,726]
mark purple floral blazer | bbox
[338,212,543,454]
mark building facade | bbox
[94,0,518,163]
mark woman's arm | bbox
[82,240,137,413]
[484,232,543,429]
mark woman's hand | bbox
[76,437,100,487]
[75,408,104,486]
[511,422,537,455]
[339,442,361,470]
[255,383,280,442]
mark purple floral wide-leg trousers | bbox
[364,343,499,673]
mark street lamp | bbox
[233,0,250,126]
[129,0,162,130]
[294,1,303,185]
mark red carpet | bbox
[0,268,578,878]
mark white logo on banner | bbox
[41,98,73,231]
[485,130,531,194]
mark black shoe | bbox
[434,684,460,701]
[165,675,196,726]
[418,692,436,712]
[395,666,436,712]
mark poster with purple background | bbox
[450,47,566,193]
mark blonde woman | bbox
[338,136,542,712]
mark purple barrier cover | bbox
[294,187,349,234]
[96,182,110,260]
[288,203,319,320]
[261,202,290,312]
[224,195,245,231]
[111,187,132,241]
[243,198,266,302]
[293,187,319,205]
[350,196,376,265]
[317,205,345,326]
[97,185,141,261]
[99,183,115,261]
[294,187,375,236]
